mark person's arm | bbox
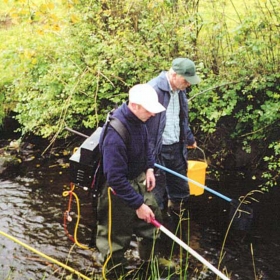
[102,128,144,210]
[186,126,196,147]
[104,135,155,223]
[145,168,155,191]
[144,125,156,191]
[184,92,196,146]
[188,141,197,148]
[136,203,155,223]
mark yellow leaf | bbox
[62,150,70,156]
[10,12,19,19]
[50,13,58,21]
[35,11,43,18]
[43,24,50,30]
[40,4,47,13]
[24,49,31,59]
[47,2,55,10]
[71,14,80,23]
[37,28,45,35]
[20,9,29,16]
[53,24,61,31]
[62,163,70,168]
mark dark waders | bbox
[96,172,162,269]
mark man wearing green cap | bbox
[146,57,200,242]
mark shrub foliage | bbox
[0,0,279,190]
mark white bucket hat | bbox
[129,84,166,114]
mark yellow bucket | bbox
[187,161,207,196]
[187,147,207,196]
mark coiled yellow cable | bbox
[62,188,90,250]
[62,181,115,279]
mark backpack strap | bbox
[109,117,130,146]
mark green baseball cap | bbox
[172,58,201,85]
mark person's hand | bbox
[187,141,197,149]
[136,203,155,223]
[145,168,155,191]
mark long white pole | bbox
[151,220,230,280]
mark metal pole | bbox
[65,126,89,138]
[154,163,232,202]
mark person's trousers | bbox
[152,143,190,251]
[153,142,189,209]
[96,172,162,266]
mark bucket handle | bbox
[188,146,207,163]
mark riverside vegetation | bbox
[0,0,279,190]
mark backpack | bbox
[69,113,129,192]
[68,113,129,248]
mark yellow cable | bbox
[63,149,91,250]
[72,191,90,250]
[63,183,115,279]
[102,187,114,280]
[62,189,90,250]
[0,230,91,280]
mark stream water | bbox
[0,137,279,280]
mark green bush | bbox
[0,0,279,189]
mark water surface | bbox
[0,146,279,279]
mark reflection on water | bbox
[0,155,280,279]
[189,182,280,280]
[0,173,95,279]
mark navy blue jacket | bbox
[100,102,154,210]
[147,71,195,161]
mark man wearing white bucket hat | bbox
[146,58,200,241]
[96,84,165,275]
